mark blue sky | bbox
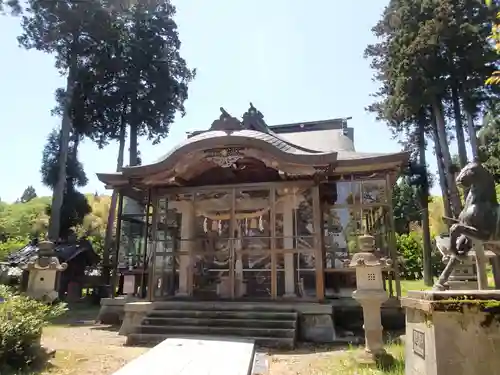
[0,0,450,203]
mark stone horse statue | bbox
[434,160,499,290]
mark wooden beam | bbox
[111,193,124,298]
[270,186,277,299]
[312,185,325,300]
[147,192,159,302]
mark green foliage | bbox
[41,130,87,190]
[479,102,500,180]
[0,197,51,239]
[0,237,29,261]
[397,231,443,280]
[56,0,196,154]
[19,186,37,203]
[0,195,111,259]
[0,0,21,15]
[0,285,67,371]
[393,179,422,234]
[40,130,91,239]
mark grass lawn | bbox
[399,279,431,296]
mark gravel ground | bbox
[40,306,354,375]
[42,324,148,375]
[42,324,353,375]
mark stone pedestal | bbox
[435,235,496,290]
[401,290,500,375]
[447,261,478,290]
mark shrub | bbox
[0,285,67,371]
[0,237,28,261]
[397,232,444,280]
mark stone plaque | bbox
[123,275,135,294]
[412,329,425,359]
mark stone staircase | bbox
[126,301,298,349]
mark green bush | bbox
[0,237,28,261]
[0,285,67,371]
[397,232,444,280]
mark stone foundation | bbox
[401,290,500,375]
[119,301,153,336]
[300,314,336,342]
[97,296,138,325]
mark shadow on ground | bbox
[51,303,101,327]
[91,325,120,333]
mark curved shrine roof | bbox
[96,105,409,188]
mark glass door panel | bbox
[192,189,233,299]
[150,198,179,299]
[234,188,272,299]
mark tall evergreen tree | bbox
[18,0,123,241]
[365,0,496,218]
[50,0,195,281]
[19,186,37,203]
[40,129,91,240]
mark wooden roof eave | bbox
[118,135,338,179]
[334,151,410,173]
[96,172,128,189]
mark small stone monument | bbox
[21,240,67,303]
[349,234,393,363]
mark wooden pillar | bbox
[147,192,159,301]
[270,186,277,299]
[177,200,195,296]
[140,189,152,298]
[283,196,296,297]
[386,174,400,298]
[111,192,124,298]
[313,184,325,300]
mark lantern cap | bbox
[349,234,390,268]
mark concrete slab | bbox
[112,337,256,375]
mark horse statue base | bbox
[433,235,492,291]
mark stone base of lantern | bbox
[352,290,391,363]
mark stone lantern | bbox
[21,240,67,303]
[349,234,392,362]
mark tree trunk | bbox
[451,86,468,167]
[431,112,452,217]
[102,121,127,284]
[418,113,433,286]
[116,123,139,295]
[47,53,76,242]
[432,99,462,217]
[465,110,479,160]
[129,124,138,167]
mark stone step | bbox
[147,309,297,321]
[137,324,296,339]
[142,316,297,329]
[152,301,297,312]
[126,333,295,349]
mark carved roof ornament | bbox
[209,107,244,132]
[349,234,392,268]
[243,102,264,120]
[205,147,244,168]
